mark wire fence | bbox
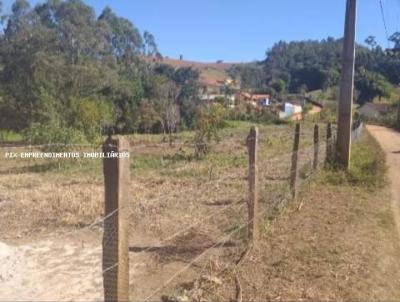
[0,122,341,302]
[122,123,338,301]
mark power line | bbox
[379,0,391,48]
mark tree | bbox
[137,100,161,133]
[389,32,400,50]
[70,96,115,143]
[263,38,342,93]
[0,0,162,137]
[98,6,143,60]
[165,103,180,145]
[271,79,286,95]
[143,30,158,56]
[154,65,200,129]
[355,69,393,104]
[193,103,226,158]
[228,63,267,92]
[365,35,377,50]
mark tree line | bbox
[1,0,400,146]
[0,0,202,145]
[230,36,400,104]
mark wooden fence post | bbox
[102,136,130,302]
[246,127,259,244]
[326,122,333,165]
[313,124,320,171]
[290,124,300,199]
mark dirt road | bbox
[0,228,199,301]
[0,231,104,301]
[367,125,400,238]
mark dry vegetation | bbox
[0,121,316,240]
[1,122,399,301]
[154,57,235,86]
[192,132,400,301]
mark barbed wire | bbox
[142,215,256,302]
[0,123,340,300]
[132,172,246,210]
[0,123,337,152]
[130,202,248,260]
[140,134,336,301]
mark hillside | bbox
[157,57,237,86]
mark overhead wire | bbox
[379,0,392,48]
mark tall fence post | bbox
[326,122,333,165]
[246,127,259,244]
[102,136,130,302]
[290,124,300,199]
[313,124,320,171]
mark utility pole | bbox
[337,0,357,169]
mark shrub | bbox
[321,132,386,188]
[193,103,227,157]
[227,104,284,125]
[0,130,24,143]
[26,122,87,152]
[70,97,115,144]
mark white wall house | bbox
[279,102,303,119]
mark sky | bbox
[3,0,400,62]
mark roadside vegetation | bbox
[320,131,387,188]
[193,131,400,301]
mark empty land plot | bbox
[0,121,325,301]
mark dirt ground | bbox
[368,125,400,239]
[2,124,399,301]
[0,122,317,301]
[197,129,400,301]
[0,230,103,301]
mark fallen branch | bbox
[234,274,242,302]
[235,243,253,267]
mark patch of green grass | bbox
[130,154,170,171]
[0,130,24,143]
[206,152,247,169]
[0,155,103,176]
[320,132,387,188]
[348,134,386,186]
[130,151,197,174]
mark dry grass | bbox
[144,56,236,87]
[191,133,400,301]
[0,121,337,301]
[0,121,318,240]
[195,184,400,301]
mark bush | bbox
[321,132,386,188]
[360,104,399,129]
[26,122,87,152]
[70,97,115,144]
[0,130,24,143]
[227,104,285,125]
[347,133,386,187]
[193,103,227,157]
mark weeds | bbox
[0,130,24,143]
[320,131,386,188]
